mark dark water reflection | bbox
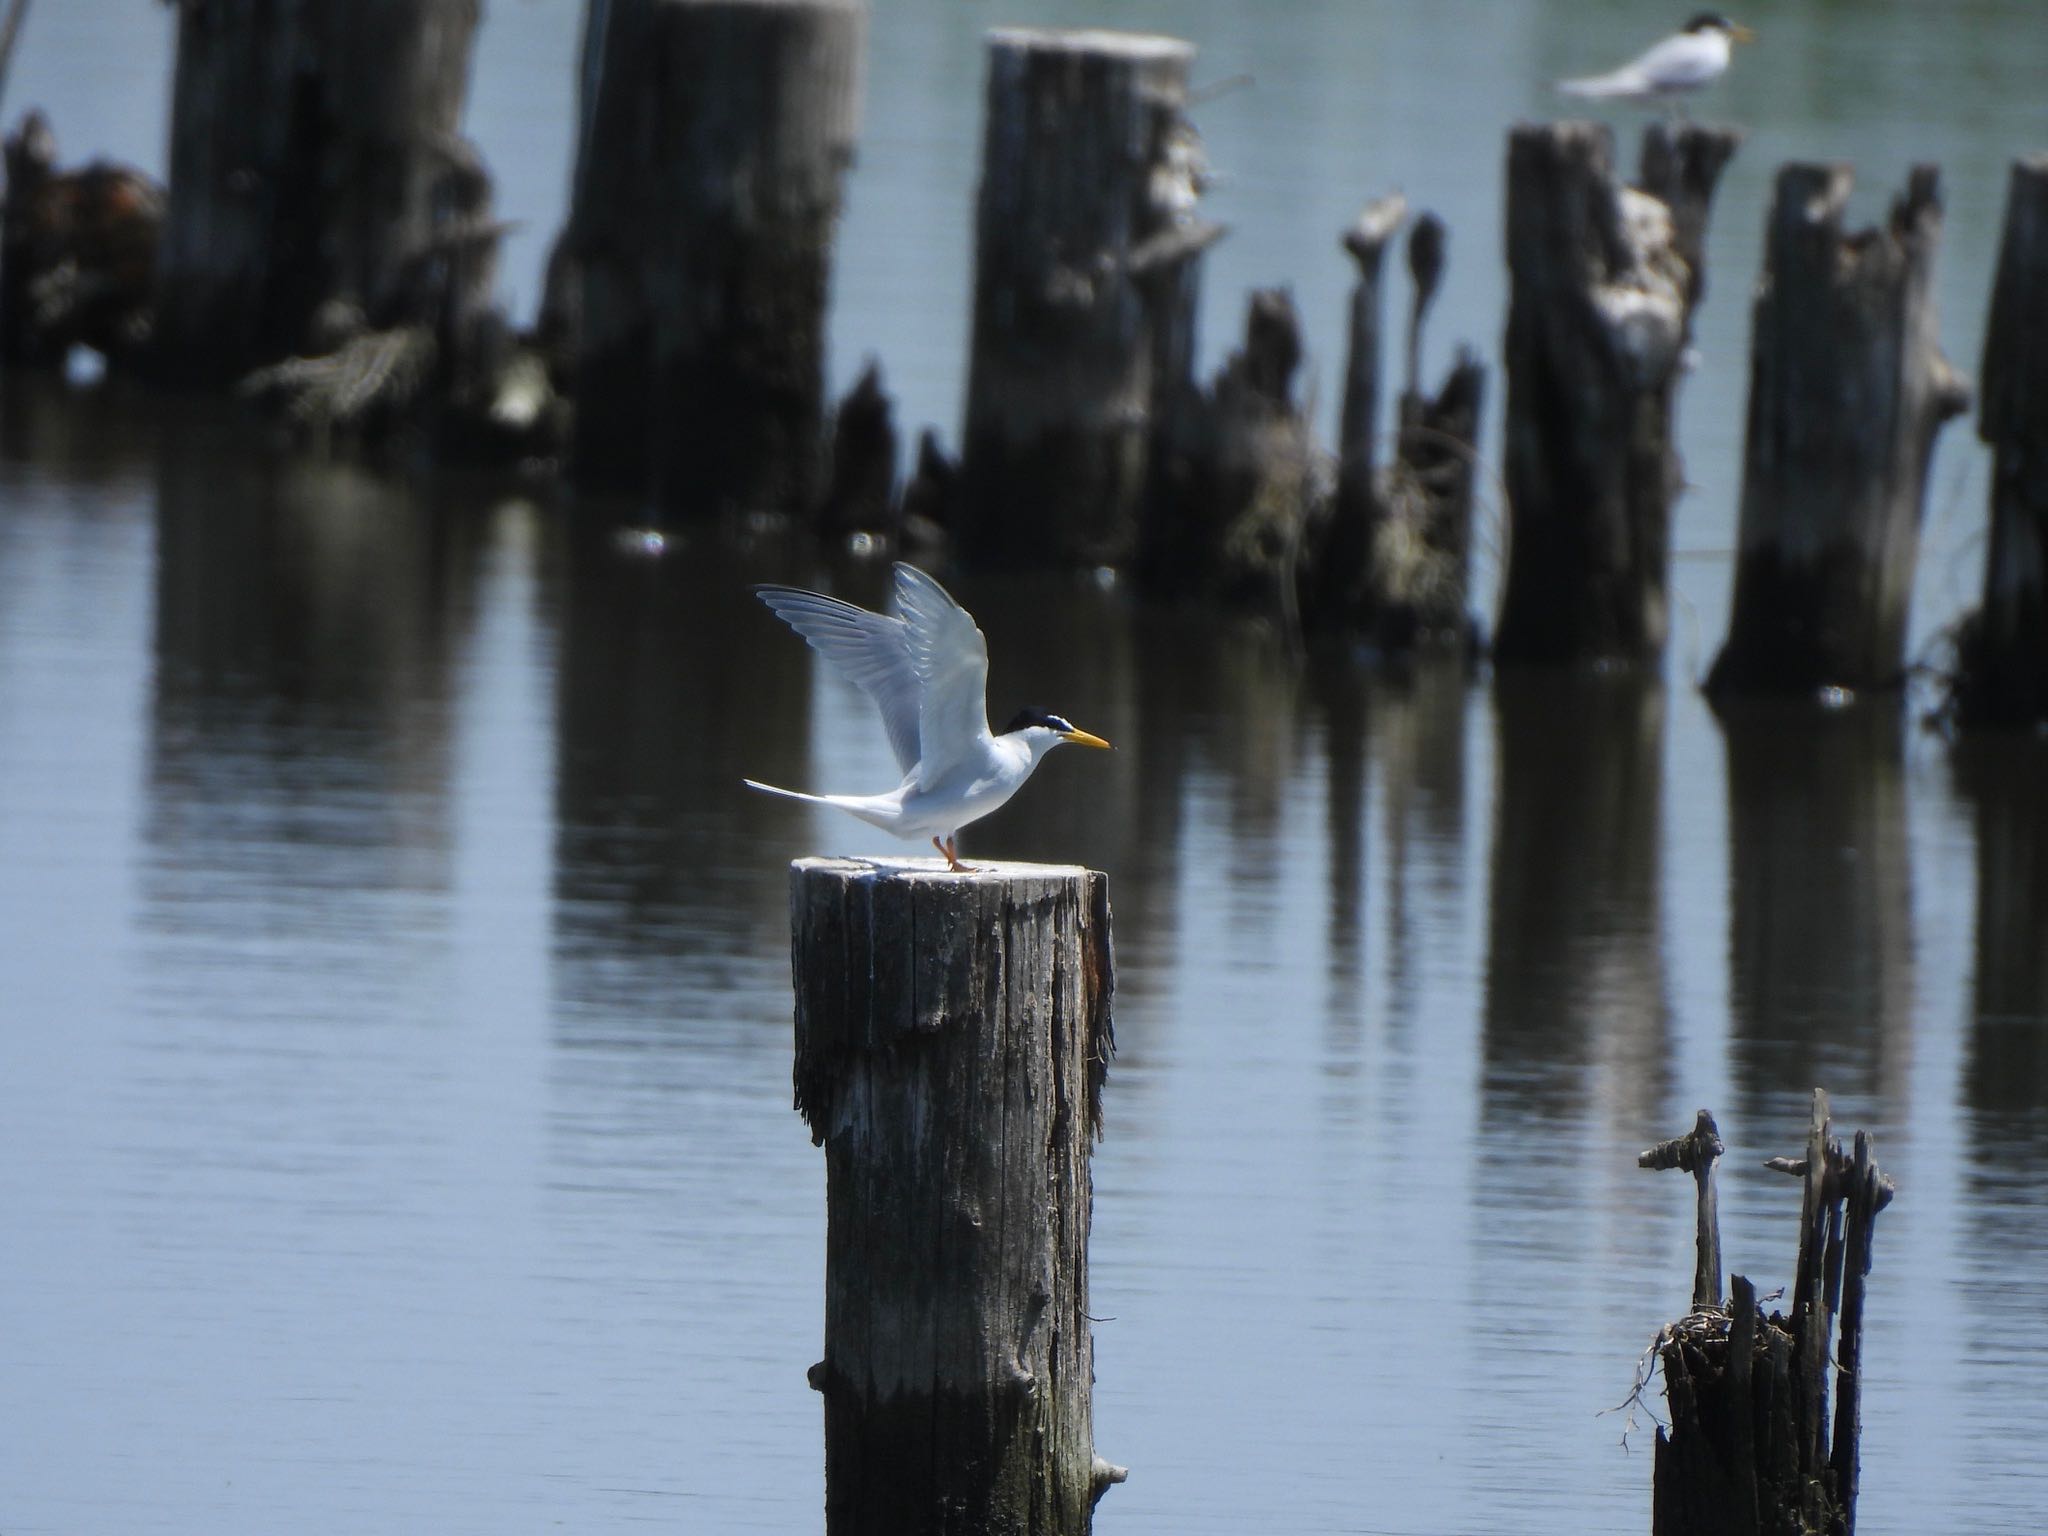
[3,389,2048,1533]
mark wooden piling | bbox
[959,28,1205,569]
[1708,165,1972,699]
[790,856,1123,1536]
[150,0,494,388]
[1495,121,1739,669]
[567,0,865,518]
[1951,154,2048,729]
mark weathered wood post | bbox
[1494,122,1739,668]
[960,28,1205,569]
[790,856,1124,1536]
[1951,154,2048,729]
[150,0,494,388]
[1645,1092,1896,1536]
[1708,165,1972,698]
[567,0,865,517]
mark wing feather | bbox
[754,585,923,775]
[891,564,991,789]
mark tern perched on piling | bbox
[1557,12,1754,105]
[745,563,1111,871]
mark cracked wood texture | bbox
[960,28,1201,570]
[1708,164,1972,698]
[1495,121,1738,668]
[152,0,492,386]
[1954,154,2048,728]
[791,857,1117,1536]
[568,0,864,517]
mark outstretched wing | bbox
[891,563,991,789]
[754,584,923,776]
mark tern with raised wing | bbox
[1557,12,1754,105]
[744,563,1111,871]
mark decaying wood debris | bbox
[1640,1090,1896,1536]
[0,111,160,369]
[790,856,1123,1536]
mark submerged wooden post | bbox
[1708,165,1972,699]
[568,0,864,517]
[960,28,1204,569]
[1495,121,1738,668]
[1952,154,2048,729]
[790,857,1124,1536]
[151,0,493,388]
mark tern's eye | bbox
[1046,716,1073,734]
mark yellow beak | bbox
[1730,23,1757,43]
[1062,728,1113,750]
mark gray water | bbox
[5,3,2048,1533]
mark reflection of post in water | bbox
[1720,701,1914,1112]
[147,404,486,916]
[1483,673,1670,1115]
[1950,738,2048,1128]
[550,531,813,985]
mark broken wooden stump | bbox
[960,28,1208,569]
[814,360,900,541]
[1645,1091,1896,1536]
[151,0,495,389]
[1708,164,1972,700]
[1375,213,1486,651]
[567,0,865,517]
[790,856,1124,1536]
[1949,153,2048,730]
[1139,286,1313,609]
[1495,121,1739,669]
[0,111,161,371]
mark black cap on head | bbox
[1002,706,1076,736]
[1683,11,1734,32]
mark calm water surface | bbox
[6,3,2048,1534]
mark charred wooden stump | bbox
[814,360,900,540]
[1495,121,1739,669]
[567,0,864,518]
[1708,165,1972,699]
[960,28,1208,570]
[1646,1091,1896,1536]
[151,0,495,389]
[1950,154,2048,729]
[0,111,162,370]
[1141,287,1312,609]
[790,856,1124,1536]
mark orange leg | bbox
[931,834,970,873]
